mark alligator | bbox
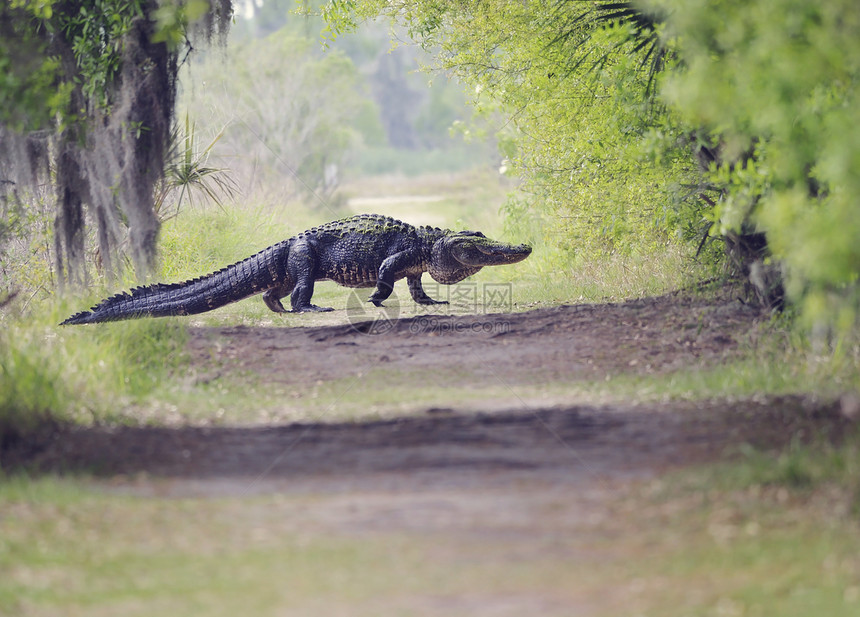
[61,214,532,325]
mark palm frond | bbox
[155,113,240,221]
[548,1,670,100]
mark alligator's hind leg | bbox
[290,279,334,312]
[288,239,334,312]
[262,282,294,314]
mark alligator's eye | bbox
[474,232,486,238]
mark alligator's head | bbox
[429,231,532,284]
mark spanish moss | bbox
[0,1,234,289]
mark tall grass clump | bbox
[0,308,187,451]
[70,318,189,399]
[0,331,68,449]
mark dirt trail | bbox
[186,292,761,390]
[7,293,846,494]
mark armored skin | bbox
[61,214,532,325]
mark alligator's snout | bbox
[508,244,532,263]
[477,242,531,256]
[497,243,532,261]
[460,240,531,267]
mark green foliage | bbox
[0,0,158,127]
[1,0,215,121]
[59,0,145,109]
[661,0,860,334]
[0,2,69,131]
[0,310,187,448]
[325,1,699,260]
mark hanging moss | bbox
[0,0,234,288]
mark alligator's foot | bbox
[263,293,289,314]
[416,298,449,305]
[292,304,334,313]
[368,298,386,307]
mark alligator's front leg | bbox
[407,274,448,305]
[369,251,416,307]
[288,239,334,312]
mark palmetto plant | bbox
[550,1,668,98]
[154,113,239,222]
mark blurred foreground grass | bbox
[1,457,859,617]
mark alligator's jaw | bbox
[474,242,532,265]
[451,238,533,267]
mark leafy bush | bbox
[325,1,705,259]
[661,0,860,334]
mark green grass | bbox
[636,522,860,617]
[598,356,851,405]
[498,232,715,308]
[617,432,860,617]
[158,202,312,282]
[0,342,69,447]
[0,309,187,449]
[0,480,416,616]
[671,425,860,500]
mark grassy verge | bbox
[496,241,714,308]
[619,432,860,617]
[0,310,187,450]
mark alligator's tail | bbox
[61,241,290,325]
